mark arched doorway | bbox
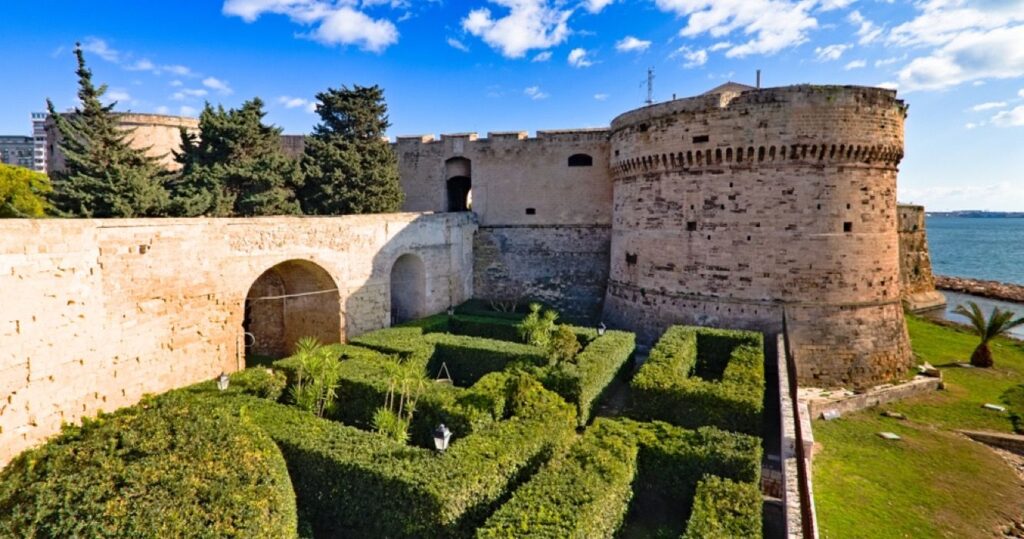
[390,253,426,325]
[243,260,341,364]
[445,157,472,212]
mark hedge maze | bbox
[0,309,768,538]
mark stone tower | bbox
[602,85,913,387]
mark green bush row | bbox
[682,476,763,539]
[227,373,576,537]
[478,417,762,538]
[0,392,298,539]
[541,330,635,426]
[630,326,765,436]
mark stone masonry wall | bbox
[46,112,200,172]
[0,213,476,466]
[897,204,946,312]
[604,85,913,387]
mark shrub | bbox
[478,418,762,538]
[630,326,764,436]
[427,333,547,387]
[288,337,344,417]
[547,324,582,366]
[517,303,559,347]
[228,367,288,400]
[450,314,523,342]
[683,476,763,539]
[0,393,297,538]
[227,374,575,538]
[543,330,635,426]
[478,419,640,538]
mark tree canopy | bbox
[169,99,301,217]
[46,45,167,217]
[0,163,52,217]
[298,85,403,215]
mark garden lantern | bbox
[433,423,452,452]
[598,322,607,336]
[217,372,229,391]
[447,307,455,316]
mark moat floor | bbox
[814,316,1024,538]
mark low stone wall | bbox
[779,334,819,538]
[959,430,1024,455]
[937,275,1024,304]
[802,376,942,419]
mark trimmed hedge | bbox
[227,366,288,400]
[542,330,635,426]
[428,333,547,386]
[682,476,763,539]
[0,393,297,538]
[219,374,576,538]
[478,418,762,538]
[630,326,765,436]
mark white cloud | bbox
[568,47,593,67]
[163,65,193,76]
[305,101,318,113]
[179,105,198,117]
[524,85,549,99]
[900,181,1024,211]
[80,37,121,63]
[223,0,399,52]
[844,59,866,70]
[992,105,1024,127]
[616,36,651,53]
[874,56,902,68]
[126,58,156,72]
[818,0,854,11]
[652,0,818,57]
[172,88,209,100]
[155,105,170,115]
[888,0,1024,48]
[277,95,310,108]
[671,45,708,68]
[897,24,1024,91]
[532,51,552,62]
[202,77,233,95]
[170,80,184,87]
[594,93,609,100]
[447,37,470,52]
[814,43,850,62]
[709,41,731,52]
[847,10,882,45]
[965,122,978,129]
[1019,88,1024,98]
[104,89,132,104]
[972,101,1006,112]
[583,0,615,13]
[462,0,572,58]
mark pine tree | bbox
[47,44,167,217]
[298,85,403,215]
[168,99,301,216]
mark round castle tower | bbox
[603,85,912,388]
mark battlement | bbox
[395,127,610,146]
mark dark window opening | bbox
[525,208,536,215]
[843,221,853,232]
[692,135,709,144]
[625,252,638,265]
[446,176,472,212]
[687,221,697,231]
[568,153,594,167]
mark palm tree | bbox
[953,301,1024,368]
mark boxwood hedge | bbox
[630,326,764,436]
[682,476,763,539]
[0,392,297,539]
[478,417,762,538]
[541,330,635,426]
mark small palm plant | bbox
[517,303,558,347]
[953,301,1024,368]
[289,337,343,417]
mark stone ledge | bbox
[959,430,1024,456]
[801,376,942,420]
[937,275,1024,304]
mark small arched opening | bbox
[390,253,426,325]
[568,153,593,167]
[243,259,340,365]
[445,157,472,212]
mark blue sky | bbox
[0,0,1022,211]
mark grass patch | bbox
[814,315,1024,538]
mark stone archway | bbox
[243,259,341,363]
[390,253,426,325]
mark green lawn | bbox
[814,315,1024,538]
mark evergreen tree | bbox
[298,85,403,215]
[168,99,301,216]
[0,163,52,217]
[46,44,167,217]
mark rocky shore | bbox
[936,276,1024,304]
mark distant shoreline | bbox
[927,211,1024,218]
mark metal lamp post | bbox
[217,372,230,391]
[433,423,452,452]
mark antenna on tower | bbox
[645,67,655,105]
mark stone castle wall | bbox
[897,204,946,312]
[396,130,612,319]
[602,86,913,387]
[0,213,475,466]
